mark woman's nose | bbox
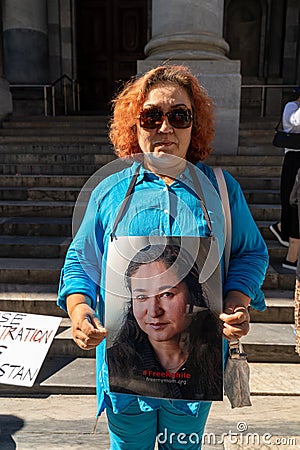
[158,116,173,133]
[148,295,163,317]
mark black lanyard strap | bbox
[189,165,213,235]
[110,165,141,241]
[110,163,213,240]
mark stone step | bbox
[0,236,71,258]
[239,135,277,145]
[0,235,285,261]
[244,189,280,204]
[0,258,63,284]
[4,114,109,125]
[1,357,299,397]
[0,186,280,204]
[250,290,294,324]
[238,128,276,137]
[0,283,65,316]
[0,174,88,187]
[238,131,275,142]
[266,240,288,262]
[47,319,96,359]
[14,317,300,363]
[0,127,109,136]
[0,163,282,177]
[0,225,281,251]
[249,204,281,221]
[0,186,82,201]
[48,320,300,363]
[257,220,279,241]
[243,323,299,363]
[0,200,74,216]
[0,143,113,154]
[239,119,277,129]
[249,363,300,396]
[0,269,294,320]
[0,173,281,191]
[238,144,282,155]
[0,216,72,236]
[263,265,296,291]
[0,135,110,144]
[207,155,283,166]
[0,356,96,395]
[257,221,299,247]
[0,284,294,324]
[0,153,115,165]
[237,176,280,190]
[2,124,108,136]
[0,163,103,175]
[218,166,282,178]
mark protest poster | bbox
[105,236,223,401]
[0,311,61,387]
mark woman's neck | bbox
[143,153,187,185]
[149,339,188,372]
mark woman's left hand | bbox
[219,290,251,340]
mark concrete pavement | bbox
[0,394,299,450]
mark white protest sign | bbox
[0,311,62,387]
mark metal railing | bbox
[10,80,297,118]
[51,74,80,116]
[241,84,298,118]
[10,74,80,116]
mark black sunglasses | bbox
[138,107,193,129]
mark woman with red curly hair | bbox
[109,65,214,163]
[58,65,268,449]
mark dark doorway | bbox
[76,0,149,113]
[224,0,263,77]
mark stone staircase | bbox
[0,115,299,396]
[208,124,300,391]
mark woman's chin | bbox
[153,148,172,157]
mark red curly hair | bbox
[109,65,215,163]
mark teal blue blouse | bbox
[57,160,269,417]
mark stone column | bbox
[264,0,286,116]
[283,0,300,84]
[138,0,241,155]
[0,1,12,121]
[2,0,49,83]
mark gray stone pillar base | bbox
[137,59,241,155]
[0,77,12,121]
[145,32,229,61]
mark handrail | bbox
[51,73,74,86]
[10,84,52,116]
[10,74,80,116]
[51,74,80,116]
[241,84,298,118]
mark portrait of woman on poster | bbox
[107,242,223,401]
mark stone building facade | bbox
[0,0,299,153]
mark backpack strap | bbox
[213,167,232,275]
[110,165,141,241]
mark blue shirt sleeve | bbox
[57,190,102,312]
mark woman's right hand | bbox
[67,294,107,350]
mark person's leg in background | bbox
[157,401,212,450]
[279,151,300,270]
[294,278,300,356]
[106,399,158,450]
